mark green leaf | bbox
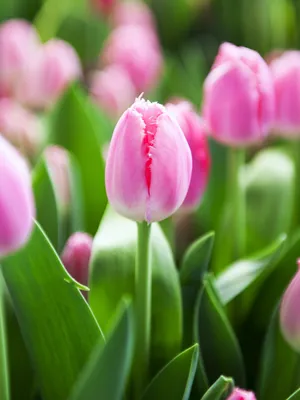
[180,232,215,348]
[244,148,295,253]
[287,389,300,400]
[90,206,182,373]
[49,85,107,235]
[195,276,245,391]
[32,157,60,250]
[215,234,286,306]
[141,344,199,400]
[201,375,234,400]
[70,299,134,400]
[0,275,9,400]
[253,229,300,331]
[258,305,300,400]
[1,222,104,400]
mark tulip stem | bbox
[228,147,246,260]
[0,273,9,400]
[134,222,152,398]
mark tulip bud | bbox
[0,98,44,159]
[105,97,192,222]
[280,260,300,352]
[226,388,256,400]
[0,19,40,96]
[270,51,300,137]
[89,65,136,119]
[0,134,35,256]
[102,25,162,92]
[203,42,274,147]
[16,39,81,110]
[166,101,210,209]
[112,1,155,30]
[44,146,70,212]
[61,232,93,288]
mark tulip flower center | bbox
[135,101,164,195]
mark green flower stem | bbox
[0,273,9,400]
[134,222,152,398]
[227,147,246,260]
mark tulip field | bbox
[2,0,300,399]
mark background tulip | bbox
[89,65,136,119]
[112,1,155,30]
[226,388,256,400]
[270,51,300,136]
[102,25,162,93]
[166,100,210,209]
[105,98,192,222]
[61,232,93,289]
[203,42,274,147]
[16,39,81,110]
[0,19,40,97]
[280,261,300,352]
[0,134,35,256]
[0,98,44,159]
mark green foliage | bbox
[49,85,107,236]
[259,306,300,400]
[70,300,134,400]
[89,206,182,374]
[1,223,104,400]
[201,375,234,400]
[141,344,199,400]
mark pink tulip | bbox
[0,98,43,158]
[112,1,155,30]
[226,388,256,400]
[90,65,136,119]
[0,19,40,96]
[16,39,81,110]
[203,42,274,147]
[61,232,93,289]
[44,146,70,211]
[0,134,35,256]
[166,101,210,209]
[280,260,300,352]
[270,51,300,136]
[102,25,162,92]
[105,97,192,222]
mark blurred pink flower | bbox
[112,1,155,30]
[44,145,70,211]
[203,42,274,147]
[226,388,256,400]
[16,39,81,110]
[0,19,40,97]
[0,98,43,158]
[102,25,162,93]
[89,65,136,119]
[166,100,210,209]
[105,97,192,222]
[270,51,300,137]
[280,260,300,352]
[61,232,93,291]
[0,134,35,256]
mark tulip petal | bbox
[147,113,192,222]
[105,109,148,221]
